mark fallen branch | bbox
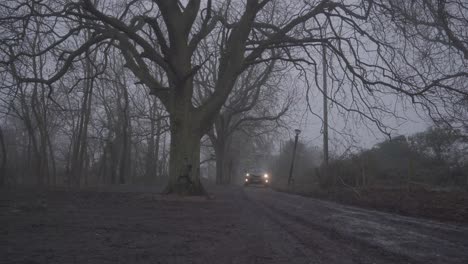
[337,175,362,198]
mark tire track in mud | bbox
[243,188,433,264]
[258,189,468,264]
[277,193,468,247]
[233,186,317,264]
[238,187,321,264]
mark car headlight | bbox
[264,173,268,178]
[245,178,249,182]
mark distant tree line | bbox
[0,0,466,194]
[272,125,468,191]
[0,39,289,188]
[0,53,172,187]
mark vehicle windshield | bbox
[246,169,267,174]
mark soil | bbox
[1,185,468,263]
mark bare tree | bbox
[0,125,6,186]
[1,0,467,194]
[69,49,96,186]
[375,0,467,60]
[208,62,291,184]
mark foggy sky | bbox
[281,73,430,153]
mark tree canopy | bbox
[0,0,466,194]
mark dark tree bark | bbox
[0,126,6,186]
[117,73,131,184]
[165,116,205,195]
[214,138,229,184]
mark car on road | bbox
[244,170,270,187]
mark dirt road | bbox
[1,186,468,263]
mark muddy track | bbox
[244,188,468,264]
[1,186,468,264]
[243,188,416,264]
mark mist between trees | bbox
[270,125,468,193]
[0,0,467,195]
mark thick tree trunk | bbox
[214,133,236,185]
[0,126,6,186]
[117,75,131,185]
[110,142,118,184]
[214,140,231,185]
[46,134,56,186]
[227,159,233,184]
[165,118,205,195]
[154,125,161,176]
[146,111,156,183]
[215,147,224,184]
[159,132,168,178]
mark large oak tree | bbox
[1,0,466,194]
